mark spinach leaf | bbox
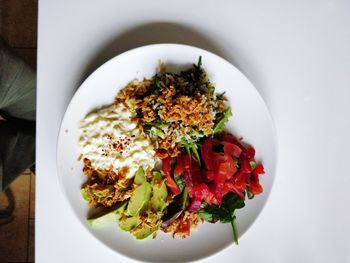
[174,176,185,192]
[213,107,232,135]
[198,192,245,245]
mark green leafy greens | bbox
[213,107,232,135]
[198,193,245,245]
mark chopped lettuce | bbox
[213,107,232,135]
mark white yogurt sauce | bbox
[79,104,155,178]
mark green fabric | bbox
[0,38,36,191]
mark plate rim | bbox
[56,43,278,262]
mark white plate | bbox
[57,44,277,262]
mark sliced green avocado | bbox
[152,171,163,184]
[127,182,152,216]
[119,216,142,231]
[87,201,127,228]
[80,188,90,202]
[134,167,146,185]
[132,224,160,240]
[150,180,168,212]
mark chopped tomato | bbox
[203,189,218,205]
[201,139,213,170]
[188,184,211,212]
[203,170,215,181]
[222,132,244,149]
[249,181,263,195]
[225,155,237,179]
[182,154,192,171]
[176,215,191,236]
[233,171,246,193]
[162,157,173,177]
[223,182,244,199]
[241,147,255,160]
[165,176,181,195]
[162,132,264,213]
[213,163,227,203]
[254,163,265,175]
[162,157,181,195]
[183,155,203,196]
[223,142,242,157]
[173,155,184,177]
[240,159,252,174]
[251,163,265,181]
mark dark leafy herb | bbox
[151,73,163,95]
[199,193,245,245]
[197,56,202,68]
[213,107,232,135]
[216,91,226,100]
[180,137,201,165]
[174,176,185,192]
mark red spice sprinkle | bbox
[105,135,132,154]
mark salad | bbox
[79,58,265,244]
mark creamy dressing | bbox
[79,104,155,178]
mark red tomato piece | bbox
[203,189,218,205]
[254,163,265,175]
[173,155,184,177]
[251,163,265,181]
[201,139,213,170]
[241,147,255,160]
[165,176,181,195]
[162,156,173,177]
[223,142,242,157]
[162,157,181,195]
[203,170,215,182]
[249,181,263,195]
[222,132,244,149]
[234,171,246,193]
[182,154,192,171]
[177,216,191,236]
[240,159,252,173]
[188,184,210,212]
[213,163,227,204]
[223,182,244,199]
[225,155,237,179]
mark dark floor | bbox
[0,0,37,262]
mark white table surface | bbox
[37,1,350,262]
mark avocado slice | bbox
[127,182,152,216]
[80,188,91,202]
[132,224,160,240]
[150,180,168,212]
[87,201,127,228]
[134,167,146,185]
[119,216,142,231]
[152,171,163,184]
